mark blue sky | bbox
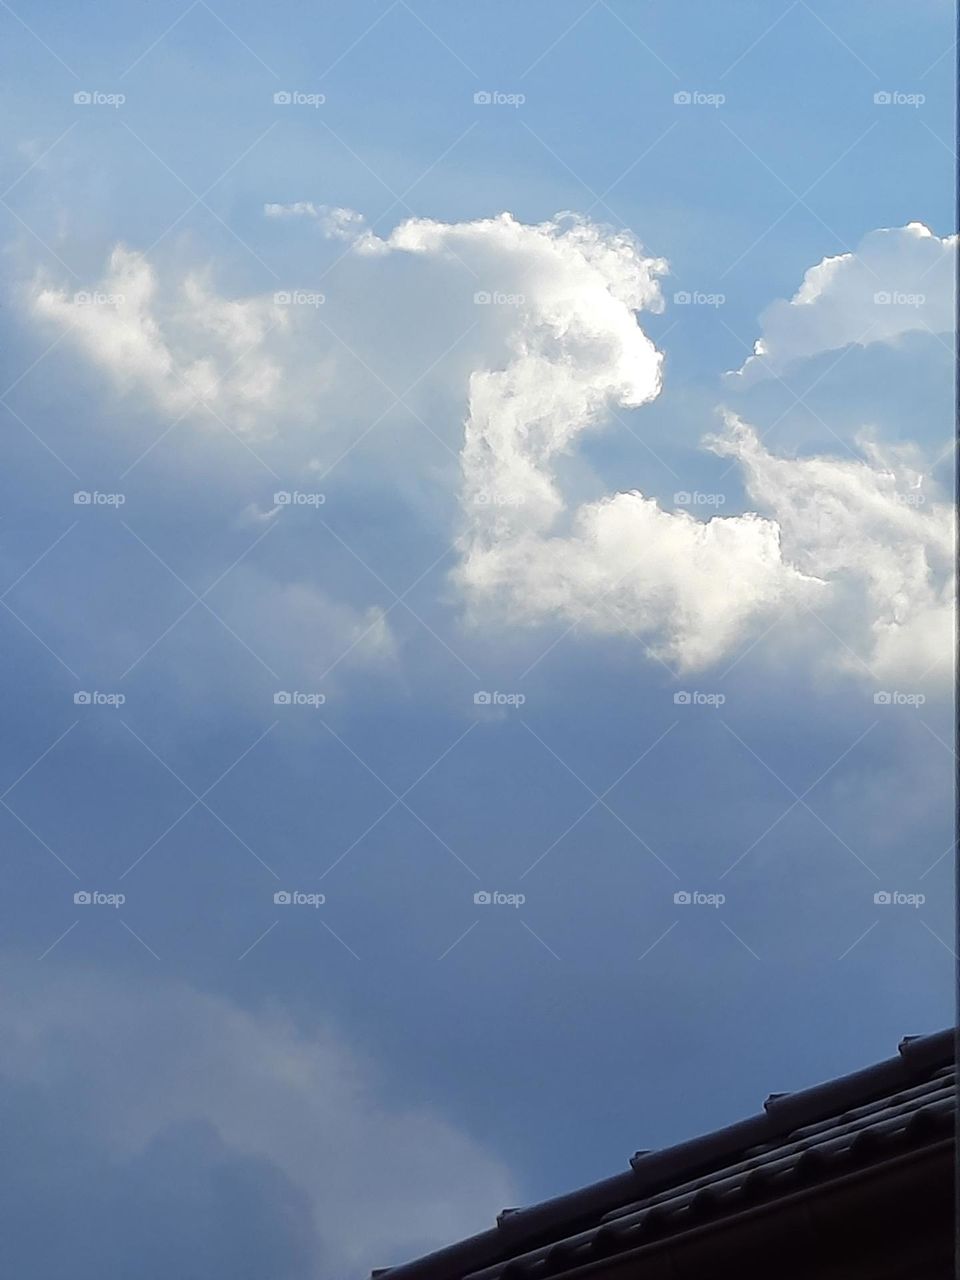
[0,3,955,1276]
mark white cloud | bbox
[377,218,950,680]
[264,202,372,244]
[33,246,291,434]
[0,965,517,1278]
[458,411,954,681]
[729,223,956,384]
[458,488,812,672]
[25,212,954,686]
[710,417,955,683]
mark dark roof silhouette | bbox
[375,1028,956,1280]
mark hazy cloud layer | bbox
[0,966,516,1279]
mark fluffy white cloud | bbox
[711,418,954,683]
[458,411,953,680]
[33,246,293,433]
[459,493,808,672]
[25,211,954,686]
[372,219,949,680]
[0,965,517,1278]
[729,222,956,384]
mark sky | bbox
[0,2,956,1277]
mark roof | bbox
[376,1028,956,1280]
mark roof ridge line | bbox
[376,1028,955,1280]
